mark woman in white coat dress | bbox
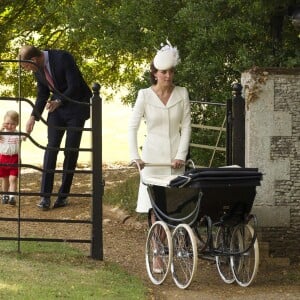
[128,42,191,214]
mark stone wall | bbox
[242,68,300,262]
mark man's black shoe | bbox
[53,198,68,209]
[37,198,50,210]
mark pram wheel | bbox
[215,226,235,284]
[145,221,172,285]
[230,223,259,287]
[171,223,198,289]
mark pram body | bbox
[143,166,263,289]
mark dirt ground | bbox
[0,165,300,299]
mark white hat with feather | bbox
[153,40,180,70]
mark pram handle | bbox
[129,159,195,172]
[145,163,172,166]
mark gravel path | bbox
[1,169,299,299]
[103,206,300,300]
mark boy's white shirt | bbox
[0,129,20,155]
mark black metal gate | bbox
[0,60,104,260]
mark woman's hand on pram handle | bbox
[171,159,185,169]
[129,159,145,171]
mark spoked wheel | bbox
[230,223,259,287]
[194,215,212,252]
[145,221,172,285]
[215,226,235,284]
[171,223,198,289]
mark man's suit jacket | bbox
[32,49,92,121]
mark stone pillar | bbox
[242,67,300,262]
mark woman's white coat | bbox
[128,86,191,212]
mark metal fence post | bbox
[226,98,233,165]
[232,83,245,167]
[91,82,104,260]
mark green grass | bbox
[0,241,147,300]
[0,173,148,299]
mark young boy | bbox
[0,110,22,205]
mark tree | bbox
[0,0,299,166]
[0,0,76,96]
[65,0,299,103]
[1,0,299,101]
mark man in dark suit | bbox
[19,45,92,210]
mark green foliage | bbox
[1,0,299,100]
[190,101,227,166]
[0,0,300,102]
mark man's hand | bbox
[46,99,61,112]
[26,115,35,134]
[0,124,3,142]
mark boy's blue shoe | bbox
[2,195,9,204]
[8,196,16,205]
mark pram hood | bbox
[168,167,263,188]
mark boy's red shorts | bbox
[0,154,19,177]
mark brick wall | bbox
[242,68,300,262]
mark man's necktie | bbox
[44,66,55,90]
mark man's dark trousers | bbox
[41,109,86,199]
